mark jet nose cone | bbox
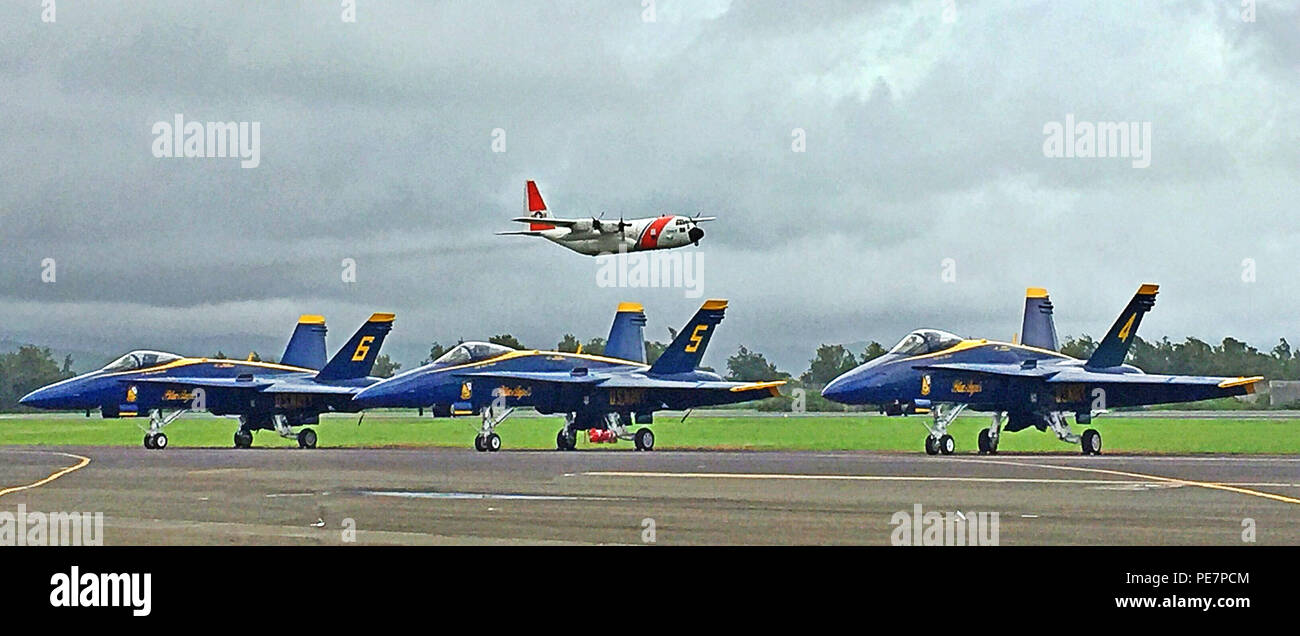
[20,386,66,409]
[688,227,704,243]
[821,374,856,403]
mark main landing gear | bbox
[473,403,514,452]
[1080,428,1102,455]
[922,404,963,456]
[141,408,188,450]
[231,414,318,449]
[1044,411,1102,455]
[554,413,655,451]
[977,412,1004,455]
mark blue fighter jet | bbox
[20,313,395,450]
[352,300,784,452]
[821,285,1263,455]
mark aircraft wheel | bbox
[977,428,992,454]
[1081,429,1102,455]
[556,429,576,451]
[474,435,487,452]
[924,436,939,455]
[486,433,502,452]
[234,430,253,449]
[297,428,317,449]
[143,434,155,450]
[633,428,655,451]
[939,434,956,455]
[153,433,168,450]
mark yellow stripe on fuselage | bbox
[894,339,1076,365]
[101,357,318,378]
[428,350,653,375]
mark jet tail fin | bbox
[1020,288,1059,351]
[1086,284,1158,368]
[647,300,727,375]
[605,302,647,363]
[524,180,555,231]
[315,313,395,381]
[281,315,328,369]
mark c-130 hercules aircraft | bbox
[497,180,714,256]
[821,285,1263,455]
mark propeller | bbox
[687,212,705,245]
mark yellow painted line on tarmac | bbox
[953,458,1300,506]
[186,468,253,476]
[0,451,92,499]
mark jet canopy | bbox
[888,330,964,356]
[433,342,514,367]
[102,350,184,372]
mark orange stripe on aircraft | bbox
[636,215,675,250]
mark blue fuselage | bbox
[353,350,737,422]
[20,358,376,420]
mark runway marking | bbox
[952,458,1300,506]
[580,471,1300,490]
[582,471,1151,486]
[360,490,623,502]
[187,468,253,476]
[0,451,91,499]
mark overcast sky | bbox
[1,1,1297,372]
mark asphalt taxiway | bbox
[1,447,1296,545]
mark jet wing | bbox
[258,382,363,395]
[914,362,1060,379]
[124,377,275,390]
[454,370,606,385]
[124,376,362,394]
[455,371,784,398]
[597,376,784,394]
[1046,370,1264,388]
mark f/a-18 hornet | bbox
[821,285,1262,455]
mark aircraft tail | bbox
[647,300,727,375]
[1020,288,1059,351]
[525,180,555,231]
[315,313,395,381]
[1086,284,1158,369]
[605,302,647,363]
[281,314,328,370]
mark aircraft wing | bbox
[914,362,1060,379]
[455,370,784,403]
[124,377,275,390]
[596,376,784,395]
[258,382,363,394]
[124,376,362,395]
[454,370,606,385]
[509,217,580,227]
[1045,370,1264,388]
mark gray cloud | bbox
[1,0,1297,373]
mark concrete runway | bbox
[1,446,1296,545]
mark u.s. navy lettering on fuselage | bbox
[49,566,151,617]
